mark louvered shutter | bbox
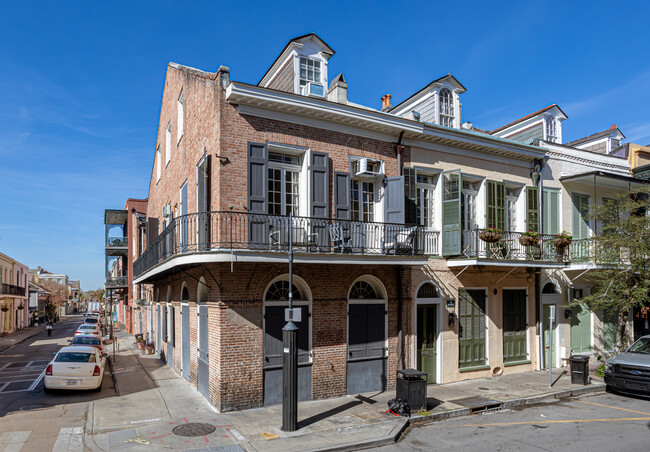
[385,176,405,224]
[334,172,351,219]
[572,194,590,239]
[526,187,540,233]
[486,180,506,230]
[403,167,417,225]
[247,142,268,247]
[543,189,559,235]
[147,217,159,247]
[442,170,461,255]
[310,151,329,218]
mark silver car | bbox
[604,335,650,395]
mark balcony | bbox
[0,283,26,297]
[105,276,128,289]
[134,211,440,280]
[106,237,128,248]
[569,238,630,268]
[447,230,570,268]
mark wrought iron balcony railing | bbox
[106,237,128,247]
[105,276,128,288]
[570,238,630,266]
[0,283,26,297]
[460,230,569,263]
[134,210,440,278]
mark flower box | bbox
[479,230,502,243]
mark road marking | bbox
[52,427,84,452]
[0,431,31,452]
[425,417,650,428]
[27,368,46,391]
[575,399,650,416]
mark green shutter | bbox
[572,193,590,239]
[404,167,417,224]
[526,187,539,233]
[442,170,462,255]
[459,289,487,368]
[543,189,559,235]
[486,180,506,230]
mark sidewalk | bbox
[88,331,606,452]
[0,323,45,354]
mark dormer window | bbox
[300,57,322,95]
[439,88,454,127]
[546,117,558,143]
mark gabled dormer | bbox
[490,104,568,145]
[565,124,626,155]
[390,74,467,128]
[258,33,334,98]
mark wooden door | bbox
[417,304,437,383]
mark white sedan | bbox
[75,324,102,337]
[44,346,106,391]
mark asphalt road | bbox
[0,314,115,451]
[375,391,650,452]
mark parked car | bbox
[74,324,102,337]
[69,335,105,354]
[83,317,99,325]
[44,346,106,391]
[604,334,650,395]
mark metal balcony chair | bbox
[382,227,417,255]
[329,223,352,254]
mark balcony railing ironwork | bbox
[105,276,128,288]
[461,230,568,263]
[570,238,629,266]
[106,237,128,247]
[0,283,26,297]
[134,210,440,278]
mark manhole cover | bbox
[172,423,216,437]
[19,403,52,411]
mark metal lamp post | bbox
[282,212,298,432]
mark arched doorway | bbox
[347,276,387,395]
[196,278,209,399]
[181,283,190,382]
[414,282,441,383]
[541,282,560,369]
[263,276,312,406]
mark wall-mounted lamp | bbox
[565,309,572,319]
[215,154,231,166]
[530,159,543,186]
[448,311,457,328]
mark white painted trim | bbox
[413,292,443,384]
[446,258,567,268]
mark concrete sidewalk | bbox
[0,323,46,354]
[88,331,605,452]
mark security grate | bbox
[1,380,33,392]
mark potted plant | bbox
[145,343,155,354]
[479,227,502,243]
[17,303,25,310]
[553,231,573,259]
[519,231,540,247]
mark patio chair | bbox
[382,227,417,255]
[329,223,352,254]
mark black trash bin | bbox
[396,369,427,412]
[569,355,590,385]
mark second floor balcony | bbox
[0,283,26,297]
[134,210,440,280]
[105,275,128,289]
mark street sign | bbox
[285,308,301,322]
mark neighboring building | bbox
[124,198,149,335]
[0,252,29,335]
[104,210,129,329]
[490,104,568,145]
[28,281,49,322]
[565,124,625,155]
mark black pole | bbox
[282,212,298,432]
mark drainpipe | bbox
[535,157,546,369]
[397,266,404,370]
[396,131,405,174]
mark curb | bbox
[107,356,120,397]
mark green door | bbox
[571,302,592,353]
[542,304,558,369]
[603,310,618,351]
[417,304,437,383]
[503,289,527,363]
[459,289,487,369]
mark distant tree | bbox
[581,189,650,350]
[40,280,68,319]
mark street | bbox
[376,392,650,452]
[0,314,114,451]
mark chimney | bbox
[609,124,617,130]
[381,94,392,111]
[327,73,348,104]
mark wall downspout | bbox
[536,157,546,370]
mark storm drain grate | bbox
[187,446,245,452]
[1,380,33,392]
[449,396,503,415]
[107,428,137,450]
[172,423,216,437]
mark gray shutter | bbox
[442,170,462,255]
[543,189,559,235]
[170,305,175,347]
[572,193,590,239]
[147,217,159,246]
[247,142,268,248]
[385,176,405,224]
[310,151,329,218]
[334,172,351,219]
[403,167,417,224]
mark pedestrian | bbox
[46,321,53,337]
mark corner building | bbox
[134,34,573,412]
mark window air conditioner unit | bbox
[354,158,383,177]
[301,82,324,97]
[163,205,171,218]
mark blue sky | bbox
[1,1,649,290]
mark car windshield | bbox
[84,318,98,324]
[79,325,95,330]
[55,353,96,363]
[628,338,650,354]
[72,337,100,346]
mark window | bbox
[506,188,518,232]
[416,175,435,227]
[351,180,375,222]
[165,122,171,165]
[349,281,378,300]
[417,283,439,298]
[439,88,454,127]
[265,280,302,301]
[299,57,321,89]
[267,152,301,216]
[462,181,479,231]
[177,90,184,143]
[156,146,161,182]
[546,117,558,143]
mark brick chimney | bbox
[381,94,392,111]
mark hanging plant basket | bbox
[479,230,502,243]
[519,235,540,246]
[1,307,8,312]
[553,237,572,248]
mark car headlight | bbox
[605,362,613,373]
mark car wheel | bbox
[94,381,103,392]
[43,385,51,394]
[605,385,615,394]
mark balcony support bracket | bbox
[202,264,223,292]
[448,266,470,285]
[571,267,594,282]
[495,267,517,285]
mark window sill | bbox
[503,360,531,367]
[459,364,490,373]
